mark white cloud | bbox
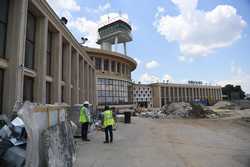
[162,74,173,82]
[139,73,160,84]
[139,73,174,84]
[68,17,99,47]
[69,12,129,48]
[85,2,111,14]
[154,0,247,59]
[133,58,141,66]
[145,60,160,69]
[47,0,80,18]
[216,63,250,93]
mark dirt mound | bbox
[212,101,233,109]
[140,102,218,119]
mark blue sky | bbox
[47,0,250,93]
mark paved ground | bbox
[75,117,250,167]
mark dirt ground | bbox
[75,117,250,167]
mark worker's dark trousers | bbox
[81,122,89,140]
[105,125,113,142]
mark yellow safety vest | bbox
[103,110,115,128]
[79,106,89,123]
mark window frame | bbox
[24,12,36,69]
[0,69,4,114]
[0,0,9,59]
[23,76,34,102]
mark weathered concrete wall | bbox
[17,102,69,167]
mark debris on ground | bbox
[0,114,27,167]
[211,101,235,110]
[140,102,219,119]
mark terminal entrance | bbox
[137,102,148,108]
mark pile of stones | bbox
[140,102,219,119]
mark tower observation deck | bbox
[97,16,133,55]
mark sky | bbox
[47,0,250,93]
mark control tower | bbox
[97,17,132,55]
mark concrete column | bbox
[197,87,200,100]
[84,61,89,100]
[220,89,222,100]
[88,65,92,102]
[3,0,28,114]
[176,87,179,102]
[72,52,79,104]
[192,87,194,101]
[115,36,118,52]
[63,44,71,104]
[93,69,97,110]
[168,86,171,102]
[82,59,85,101]
[184,87,187,102]
[79,56,84,102]
[51,32,62,103]
[123,42,127,55]
[34,16,48,103]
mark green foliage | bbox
[222,84,245,100]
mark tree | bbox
[222,84,245,100]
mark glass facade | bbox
[97,78,133,105]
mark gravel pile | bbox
[140,102,219,119]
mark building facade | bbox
[133,84,153,108]
[86,47,136,110]
[151,83,222,107]
[0,0,96,114]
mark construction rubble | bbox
[0,102,76,167]
[140,102,220,119]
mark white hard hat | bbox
[83,101,89,105]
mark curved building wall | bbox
[85,47,136,108]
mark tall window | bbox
[61,86,64,103]
[25,12,36,69]
[104,59,109,71]
[117,62,121,73]
[23,76,34,102]
[111,60,115,72]
[0,69,4,113]
[46,82,51,104]
[122,64,125,74]
[0,0,9,58]
[95,57,101,70]
[47,31,52,76]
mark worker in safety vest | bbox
[79,101,91,141]
[103,105,115,143]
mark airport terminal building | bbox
[0,0,96,114]
[133,82,222,108]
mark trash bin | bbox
[124,112,131,124]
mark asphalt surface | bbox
[75,117,250,167]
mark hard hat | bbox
[83,101,89,105]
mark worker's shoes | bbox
[103,141,109,144]
[82,139,90,142]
